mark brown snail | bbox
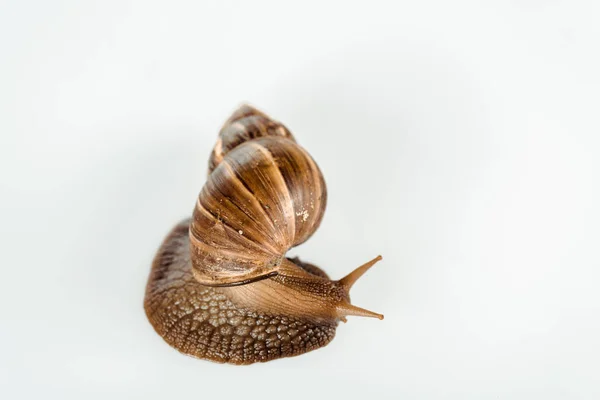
[144,105,383,364]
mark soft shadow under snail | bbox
[144,105,383,364]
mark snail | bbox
[144,105,383,364]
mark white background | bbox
[2,1,599,399]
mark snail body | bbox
[144,105,383,364]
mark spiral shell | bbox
[191,106,327,286]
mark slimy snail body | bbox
[144,105,383,364]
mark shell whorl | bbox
[191,105,327,286]
[208,104,295,174]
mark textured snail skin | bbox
[144,219,338,364]
[144,105,383,364]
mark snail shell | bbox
[144,105,383,364]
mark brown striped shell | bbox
[191,108,327,286]
[144,105,383,364]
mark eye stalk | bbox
[339,255,383,290]
[336,255,384,321]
